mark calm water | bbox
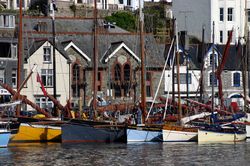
[1,140,250,166]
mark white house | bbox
[22,39,71,112]
[172,0,247,44]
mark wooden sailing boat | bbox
[126,0,163,142]
[197,23,246,143]
[61,0,126,143]
[161,21,198,142]
[10,2,62,143]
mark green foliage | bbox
[105,11,136,32]
[29,0,48,16]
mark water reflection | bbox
[0,141,250,166]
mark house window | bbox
[0,70,4,83]
[228,8,233,21]
[146,72,152,97]
[209,72,217,86]
[35,97,53,109]
[233,72,240,87]
[209,53,217,67]
[16,0,25,8]
[11,44,17,59]
[174,73,191,84]
[124,64,130,81]
[43,46,51,63]
[12,69,17,88]
[114,64,121,81]
[248,10,250,22]
[72,64,80,82]
[0,15,15,28]
[37,22,47,32]
[97,71,101,91]
[114,64,121,98]
[220,31,223,43]
[41,69,53,87]
[220,8,224,21]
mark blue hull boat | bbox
[0,130,11,148]
[127,126,162,142]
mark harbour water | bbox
[1,141,250,166]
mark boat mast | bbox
[51,1,57,116]
[176,22,182,121]
[139,0,146,123]
[243,0,248,111]
[199,26,205,102]
[16,0,23,116]
[211,21,215,121]
[92,0,98,113]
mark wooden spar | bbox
[17,0,23,116]
[215,29,233,109]
[46,94,72,118]
[0,82,52,118]
[13,64,38,100]
[139,0,146,123]
[211,22,215,116]
[92,0,98,113]
[199,26,205,102]
[175,22,182,121]
[51,2,57,116]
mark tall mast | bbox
[243,0,248,111]
[16,0,23,116]
[211,21,215,120]
[176,22,182,121]
[200,26,205,102]
[139,0,146,123]
[92,0,98,112]
[51,1,57,116]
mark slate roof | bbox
[22,17,165,68]
[26,38,71,62]
[205,44,242,70]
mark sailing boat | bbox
[0,101,21,147]
[10,2,63,143]
[126,0,163,142]
[61,0,126,143]
[197,23,246,143]
[0,122,11,147]
[161,21,198,142]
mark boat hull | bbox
[198,129,246,143]
[127,127,162,142]
[162,125,198,142]
[163,129,197,142]
[62,123,126,143]
[0,130,11,148]
[246,125,250,138]
[11,123,61,142]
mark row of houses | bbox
[0,12,246,112]
[2,0,172,11]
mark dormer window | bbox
[43,46,51,63]
[209,53,218,67]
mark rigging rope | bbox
[145,38,174,121]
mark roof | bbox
[26,38,70,62]
[22,17,165,68]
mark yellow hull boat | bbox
[11,123,61,142]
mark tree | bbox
[29,0,49,16]
[105,11,136,32]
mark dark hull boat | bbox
[61,119,127,143]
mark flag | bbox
[37,73,48,97]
